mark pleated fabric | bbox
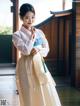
[16,53,61,106]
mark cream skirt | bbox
[16,53,61,106]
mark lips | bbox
[28,23,32,24]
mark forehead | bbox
[25,11,35,17]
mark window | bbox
[0,0,13,34]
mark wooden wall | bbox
[75,3,80,87]
[36,11,72,76]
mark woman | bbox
[12,3,61,106]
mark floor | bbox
[55,77,80,106]
[0,67,19,106]
[0,67,80,106]
[0,75,19,106]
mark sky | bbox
[0,0,72,27]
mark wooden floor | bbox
[0,67,80,106]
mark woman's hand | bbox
[30,48,39,56]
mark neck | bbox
[22,24,32,31]
[22,25,35,34]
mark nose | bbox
[29,18,32,23]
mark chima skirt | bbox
[16,53,61,106]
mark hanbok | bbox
[12,26,61,106]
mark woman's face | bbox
[22,11,35,29]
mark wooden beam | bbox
[75,2,80,88]
[63,0,65,10]
[10,0,19,64]
[71,0,80,88]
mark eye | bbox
[25,16,29,19]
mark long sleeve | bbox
[12,31,35,55]
[34,30,50,57]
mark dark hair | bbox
[20,3,35,18]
